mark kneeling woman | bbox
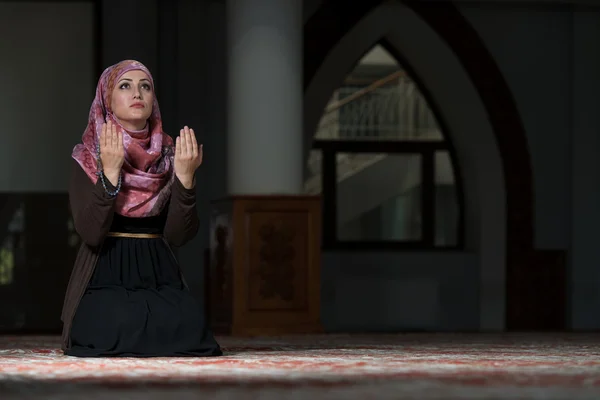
[60,60,222,357]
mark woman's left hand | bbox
[174,126,203,189]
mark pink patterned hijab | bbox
[72,60,174,218]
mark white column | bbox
[227,0,303,194]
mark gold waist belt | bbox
[106,232,162,239]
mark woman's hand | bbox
[174,126,203,189]
[99,120,124,186]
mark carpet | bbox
[1,333,600,399]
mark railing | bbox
[316,70,440,141]
[305,70,443,194]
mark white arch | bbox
[304,1,506,330]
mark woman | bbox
[60,60,222,357]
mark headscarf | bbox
[72,60,174,218]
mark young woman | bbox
[61,60,222,357]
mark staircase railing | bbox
[316,70,440,141]
[305,70,442,194]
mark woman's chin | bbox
[115,116,149,131]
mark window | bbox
[305,43,464,250]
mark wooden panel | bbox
[209,195,322,336]
[246,210,309,312]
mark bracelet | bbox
[96,147,122,196]
[98,170,122,197]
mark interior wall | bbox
[570,9,600,330]
[456,2,571,252]
[0,1,94,193]
[457,2,600,330]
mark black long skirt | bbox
[66,231,222,358]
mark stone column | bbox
[227,0,303,194]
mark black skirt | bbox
[66,212,222,358]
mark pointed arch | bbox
[304,0,566,330]
[306,41,466,249]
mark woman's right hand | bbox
[99,120,124,186]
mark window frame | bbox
[314,139,465,252]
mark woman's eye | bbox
[120,83,129,89]
[142,84,151,90]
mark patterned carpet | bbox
[1,333,600,399]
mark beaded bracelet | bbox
[96,144,122,197]
[98,169,122,197]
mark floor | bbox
[1,333,600,399]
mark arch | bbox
[308,41,467,249]
[304,0,565,330]
[304,0,505,331]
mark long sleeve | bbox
[69,159,117,248]
[163,176,200,247]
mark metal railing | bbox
[305,70,443,194]
[316,71,441,141]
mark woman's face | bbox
[110,70,153,130]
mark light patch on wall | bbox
[0,202,24,286]
[0,248,14,286]
[0,2,94,192]
[359,45,397,66]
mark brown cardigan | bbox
[60,160,199,352]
